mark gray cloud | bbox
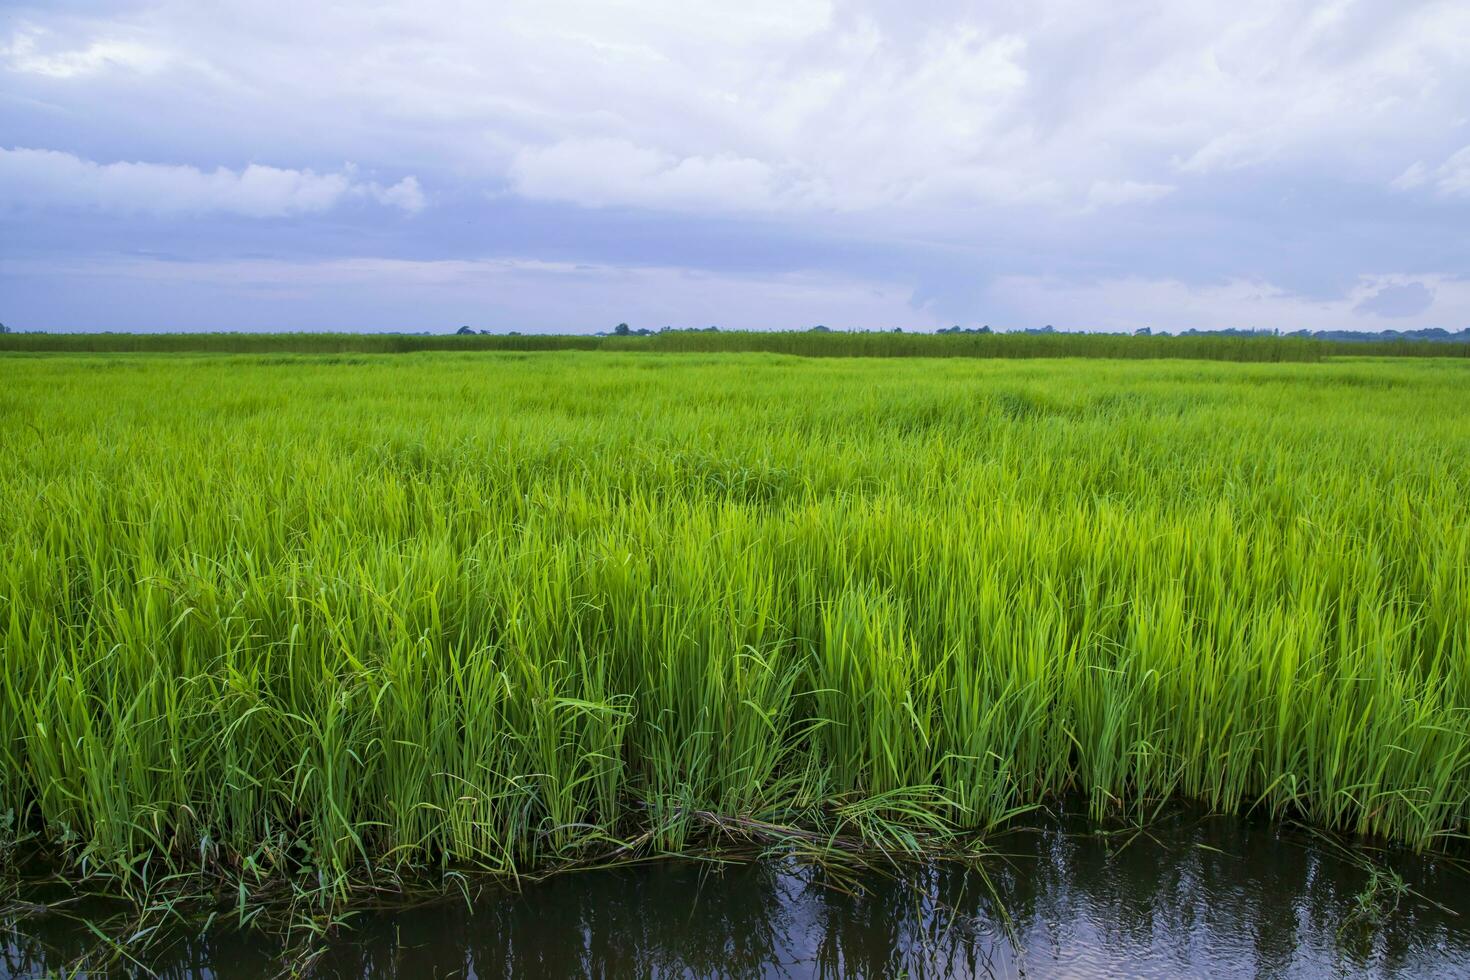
[1353,281,1435,319]
[2,0,1470,330]
[0,147,424,216]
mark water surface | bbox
[6,809,1468,978]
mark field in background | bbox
[2,351,1468,907]
[5,329,1469,359]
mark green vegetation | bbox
[0,329,1344,359]
[1,351,1468,912]
[3,329,1468,359]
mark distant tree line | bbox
[4,324,1467,360]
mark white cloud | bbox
[2,26,172,78]
[0,147,425,216]
[374,175,425,213]
[501,20,1036,215]
[507,138,824,213]
[989,273,1470,333]
[1428,146,1470,198]
[7,0,1470,222]
[1391,161,1429,191]
[1390,146,1470,198]
[1160,2,1470,178]
[6,254,937,332]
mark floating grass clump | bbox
[1,351,1467,907]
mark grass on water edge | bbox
[2,351,1469,968]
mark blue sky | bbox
[2,0,1468,333]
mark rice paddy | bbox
[2,350,1468,910]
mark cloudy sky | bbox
[3,0,1468,333]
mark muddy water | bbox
[6,809,1469,978]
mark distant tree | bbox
[1134,326,1151,336]
[614,323,631,336]
[455,325,475,335]
[0,322,9,333]
[979,325,991,333]
[810,324,830,332]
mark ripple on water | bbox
[5,808,1469,978]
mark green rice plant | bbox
[0,350,1467,912]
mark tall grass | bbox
[6,330,1467,359]
[0,331,603,355]
[0,330,1341,360]
[1,351,1467,907]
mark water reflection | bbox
[6,809,1469,978]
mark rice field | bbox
[2,350,1468,907]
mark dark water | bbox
[6,810,1470,978]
